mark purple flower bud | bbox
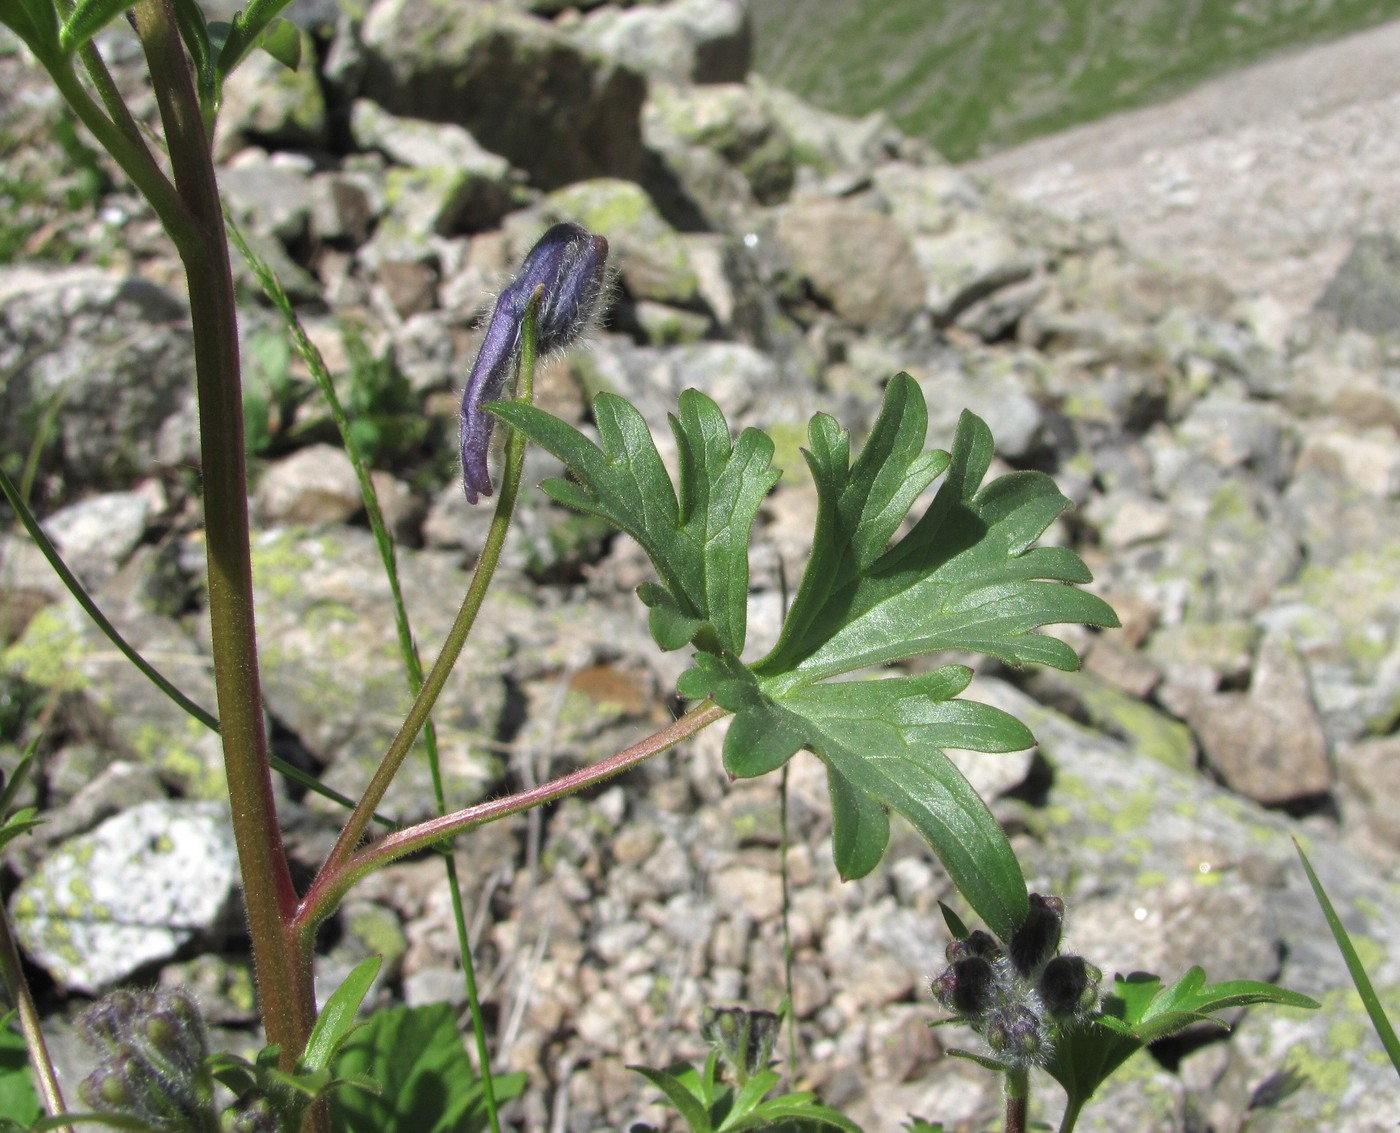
[459,222,609,503]
[1009,892,1064,977]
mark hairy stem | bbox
[130,0,313,1093]
[1005,1065,1030,1133]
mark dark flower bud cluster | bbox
[78,987,216,1131]
[459,221,610,503]
[701,1005,781,1084]
[930,893,1103,1068]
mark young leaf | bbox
[330,1003,525,1133]
[494,390,778,656]
[630,1063,714,1133]
[299,955,381,1074]
[1043,968,1318,1113]
[1295,837,1400,1077]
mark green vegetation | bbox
[750,0,1400,161]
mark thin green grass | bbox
[1294,837,1400,1078]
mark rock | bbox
[349,100,516,233]
[537,178,702,306]
[1295,426,1400,498]
[1314,232,1400,336]
[215,27,328,158]
[643,82,795,205]
[772,195,925,331]
[41,490,152,590]
[9,800,239,993]
[308,170,378,246]
[574,0,750,85]
[760,79,907,180]
[3,600,227,798]
[1337,734,1400,851]
[0,266,197,490]
[360,0,646,188]
[1186,634,1333,805]
[247,527,509,823]
[219,151,313,244]
[254,444,363,526]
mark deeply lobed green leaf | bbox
[506,375,1118,937]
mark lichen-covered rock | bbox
[9,800,239,993]
[538,179,702,306]
[3,600,226,799]
[0,266,197,491]
[574,0,750,85]
[772,195,925,331]
[360,0,645,188]
[644,82,795,206]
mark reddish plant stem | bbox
[294,702,728,947]
[131,0,314,1093]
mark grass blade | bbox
[1294,837,1400,1077]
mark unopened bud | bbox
[1040,954,1103,1019]
[701,1005,781,1079]
[932,955,997,1017]
[459,222,609,503]
[985,1004,1044,1064]
[1009,892,1064,977]
[946,929,1003,964]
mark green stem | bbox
[130,0,313,1089]
[0,903,70,1129]
[1057,1095,1084,1133]
[308,298,543,895]
[41,52,189,246]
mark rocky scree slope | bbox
[1,2,1399,1131]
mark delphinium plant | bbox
[0,0,1318,1130]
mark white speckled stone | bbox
[8,800,238,993]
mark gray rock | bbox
[643,82,795,205]
[772,195,925,331]
[574,0,750,85]
[537,179,702,306]
[759,78,907,180]
[247,527,509,823]
[360,0,646,188]
[349,100,516,233]
[3,600,226,798]
[9,800,239,993]
[308,171,378,246]
[219,152,313,244]
[254,444,364,526]
[41,490,152,590]
[0,266,197,490]
[1314,232,1400,336]
[1337,734,1400,850]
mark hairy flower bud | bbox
[946,929,1004,964]
[459,222,609,503]
[985,1004,1044,1065]
[1009,892,1064,977]
[931,955,997,1017]
[1040,954,1103,1020]
[701,1005,781,1079]
[77,988,214,1131]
